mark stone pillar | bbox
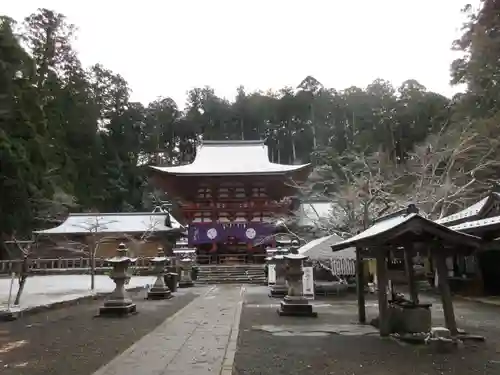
[147,247,172,300]
[99,243,137,317]
[278,254,317,317]
[269,254,288,298]
[178,258,194,288]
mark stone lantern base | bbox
[269,284,288,298]
[99,299,137,317]
[147,285,172,300]
[277,296,317,317]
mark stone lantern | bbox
[278,254,317,317]
[147,247,172,300]
[269,252,288,298]
[178,257,194,288]
[99,243,137,317]
[290,239,300,254]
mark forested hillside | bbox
[1,3,499,239]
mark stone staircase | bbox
[196,264,267,284]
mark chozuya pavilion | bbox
[149,140,312,264]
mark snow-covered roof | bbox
[34,212,183,235]
[331,208,482,252]
[150,140,310,176]
[450,214,500,234]
[435,192,500,226]
[298,234,355,260]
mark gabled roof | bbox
[150,140,311,176]
[435,192,500,226]
[34,212,184,235]
[450,214,500,235]
[298,234,355,260]
[330,206,483,252]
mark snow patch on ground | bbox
[0,275,156,312]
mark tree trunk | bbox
[14,256,30,305]
[311,103,317,149]
[277,138,281,164]
[90,236,96,291]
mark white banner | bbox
[302,266,315,300]
[268,264,276,286]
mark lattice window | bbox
[218,188,230,199]
[196,187,212,199]
[251,187,267,197]
[234,187,246,198]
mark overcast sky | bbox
[2,1,478,107]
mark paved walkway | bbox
[92,285,244,375]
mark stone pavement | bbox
[460,295,500,307]
[91,285,244,375]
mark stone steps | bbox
[196,265,266,284]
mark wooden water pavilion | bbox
[330,205,485,337]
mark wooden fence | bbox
[0,257,153,275]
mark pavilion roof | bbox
[150,140,311,176]
[449,214,500,235]
[435,192,500,227]
[34,212,184,235]
[298,234,355,260]
[330,205,483,253]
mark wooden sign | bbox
[302,266,315,300]
[268,264,276,286]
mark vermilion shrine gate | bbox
[149,140,312,264]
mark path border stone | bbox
[220,286,245,375]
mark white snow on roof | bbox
[435,197,489,225]
[298,234,355,260]
[450,214,500,233]
[151,140,310,175]
[331,214,414,252]
[331,212,481,252]
[34,213,183,235]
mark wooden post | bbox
[434,251,458,336]
[404,246,419,304]
[376,249,390,336]
[355,247,366,324]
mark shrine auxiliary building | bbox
[149,140,312,264]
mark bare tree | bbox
[123,216,162,256]
[4,236,35,305]
[73,215,160,290]
[73,216,117,291]
[286,150,406,238]
[286,120,500,239]
[403,123,500,219]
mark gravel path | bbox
[0,286,206,375]
[234,286,500,375]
